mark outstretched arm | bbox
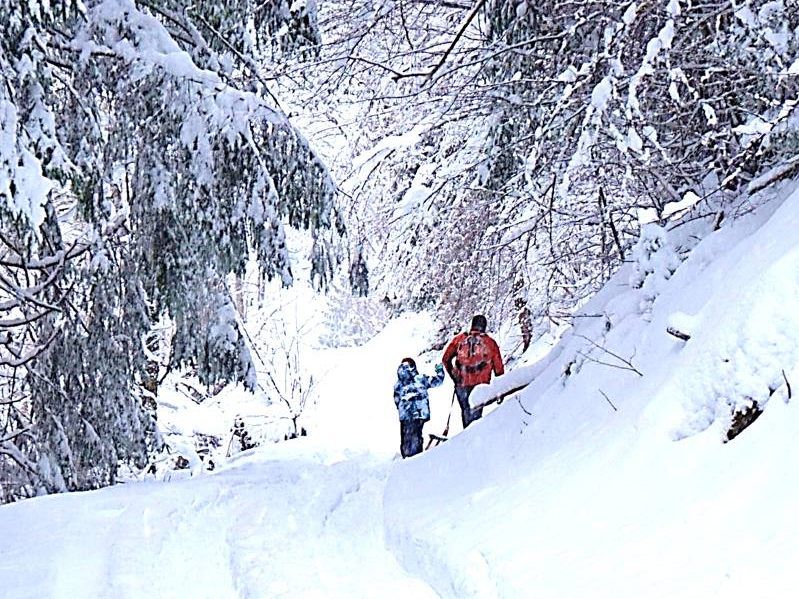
[424,364,446,389]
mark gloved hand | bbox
[435,363,444,375]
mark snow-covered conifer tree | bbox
[0,0,341,500]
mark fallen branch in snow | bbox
[470,383,530,411]
[712,210,725,232]
[746,155,799,196]
[538,312,605,321]
[598,389,618,412]
[782,369,792,401]
[176,381,207,405]
[666,327,691,342]
[516,397,532,416]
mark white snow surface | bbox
[3,181,799,597]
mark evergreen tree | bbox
[0,0,341,501]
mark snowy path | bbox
[0,446,438,599]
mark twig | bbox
[575,334,643,376]
[599,186,625,260]
[712,210,725,231]
[394,0,487,82]
[516,397,532,416]
[783,369,792,401]
[576,351,640,375]
[598,389,618,412]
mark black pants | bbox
[456,386,482,428]
[400,419,425,458]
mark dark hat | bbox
[401,357,417,370]
[470,314,487,333]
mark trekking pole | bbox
[426,389,456,450]
[442,389,456,438]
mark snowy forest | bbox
[1,1,799,594]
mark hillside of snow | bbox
[2,179,799,598]
[385,178,799,597]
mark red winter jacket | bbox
[442,330,504,388]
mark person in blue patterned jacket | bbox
[393,358,445,458]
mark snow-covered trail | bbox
[0,443,439,599]
[0,314,448,599]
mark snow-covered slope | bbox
[384,180,799,598]
[1,181,799,598]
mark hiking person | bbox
[393,358,445,458]
[442,314,504,428]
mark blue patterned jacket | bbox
[393,362,445,422]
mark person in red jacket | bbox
[442,314,504,428]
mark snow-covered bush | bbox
[229,416,259,455]
[630,224,681,318]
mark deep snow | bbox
[2,180,799,598]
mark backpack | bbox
[455,333,491,375]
